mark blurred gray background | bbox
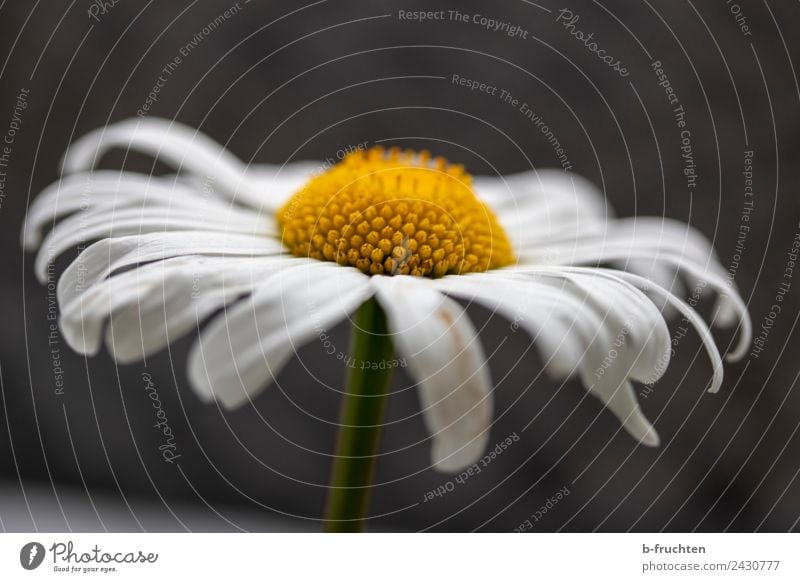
[0,0,799,531]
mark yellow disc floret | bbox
[277,146,514,277]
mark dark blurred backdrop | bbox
[1,0,799,532]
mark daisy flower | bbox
[24,117,750,485]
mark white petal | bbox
[475,170,612,252]
[592,380,660,446]
[554,273,664,446]
[435,274,588,380]
[60,117,311,210]
[517,217,726,299]
[372,276,493,472]
[59,255,293,360]
[35,205,271,282]
[105,257,296,363]
[596,268,727,392]
[440,270,671,383]
[517,231,751,360]
[437,270,667,446]
[187,262,372,409]
[658,258,751,361]
[22,171,230,249]
[544,266,729,393]
[512,213,750,341]
[57,232,286,308]
[474,169,610,217]
[61,118,251,198]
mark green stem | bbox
[323,297,394,533]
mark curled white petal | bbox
[559,267,727,394]
[60,117,312,210]
[437,271,665,446]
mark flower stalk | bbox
[323,297,394,532]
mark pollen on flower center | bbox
[277,146,515,277]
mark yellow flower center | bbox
[277,147,514,277]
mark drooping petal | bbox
[551,270,672,387]
[434,274,589,380]
[372,276,493,472]
[584,267,727,393]
[652,258,751,361]
[594,380,660,446]
[546,272,666,446]
[504,267,736,392]
[187,262,373,409]
[436,269,668,446]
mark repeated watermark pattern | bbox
[451,74,572,170]
[7,0,800,544]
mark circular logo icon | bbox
[20,542,45,570]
